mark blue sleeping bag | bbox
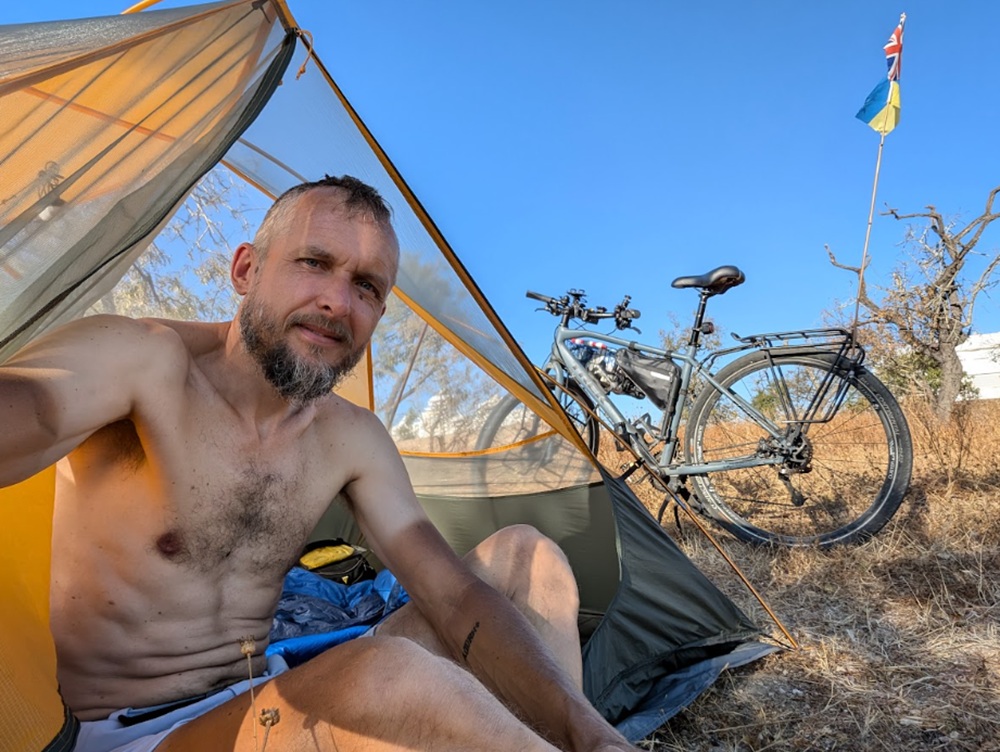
[267,567,409,666]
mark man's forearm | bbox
[451,580,633,751]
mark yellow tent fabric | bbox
[0,468,75,752]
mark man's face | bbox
[237,190,398,403]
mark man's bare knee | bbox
[470,525,579,609]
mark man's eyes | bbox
[297,258,383,300]
[357,279,384,299]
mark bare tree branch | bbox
[833,185,1000,417]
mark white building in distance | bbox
[957,332,1000,400]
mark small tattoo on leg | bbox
[462,621,480,661]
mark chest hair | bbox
[166,465,313,575]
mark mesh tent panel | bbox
[0,0,290,357]
[223,37,571,425]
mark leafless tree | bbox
[828,185,1000,418]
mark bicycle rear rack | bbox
[737,327,863,362]
[714,327,865,427]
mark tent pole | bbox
[121,0,166,13]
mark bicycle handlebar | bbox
[525,290,554,304]
[525,289,640,330]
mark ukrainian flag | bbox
[856,78,900,135]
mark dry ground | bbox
[623,399,1000,751]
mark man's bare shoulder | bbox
[144,316,227,357]
[315,392,387,436]
[6,315,188,372]
[10,316,234,407]
[0,316,225,484]
[312,395,399,469]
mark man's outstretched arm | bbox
[0,315,184,487]
[341,410,638,751]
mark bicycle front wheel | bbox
[685,350,912,547]
[475,378,599,455]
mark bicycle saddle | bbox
[670,265,746,295]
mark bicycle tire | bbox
[685,350,912,547]
[475,379,600,455]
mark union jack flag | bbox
[884,15,905,81]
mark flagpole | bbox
[852,11,904,338]
[852,132,885,337]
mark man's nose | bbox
[316,276,353,316]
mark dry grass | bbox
[624,399,1000,751]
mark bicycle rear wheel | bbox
[685,350,912,546]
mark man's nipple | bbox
[155,530,185,558]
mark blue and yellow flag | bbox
[856,78,901,135]
[856,15,905,135]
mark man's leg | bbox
[157,635,560,751]
[375,524,584,686]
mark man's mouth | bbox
[299,324,340,342]
[291,318,352,348]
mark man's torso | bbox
[49,320,356,720]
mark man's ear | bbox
[231,242,256,295]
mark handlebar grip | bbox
[628,309,641,320]
[526,290,553,303]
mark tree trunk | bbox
[935,345,966,419]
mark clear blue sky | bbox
[9,1,1000,358]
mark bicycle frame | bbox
[544,322,861,479]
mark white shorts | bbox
[73,653,289,752]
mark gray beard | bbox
[239,296,364,404]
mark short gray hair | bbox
[252,175,393,258]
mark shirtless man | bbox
[0,176,638,751]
